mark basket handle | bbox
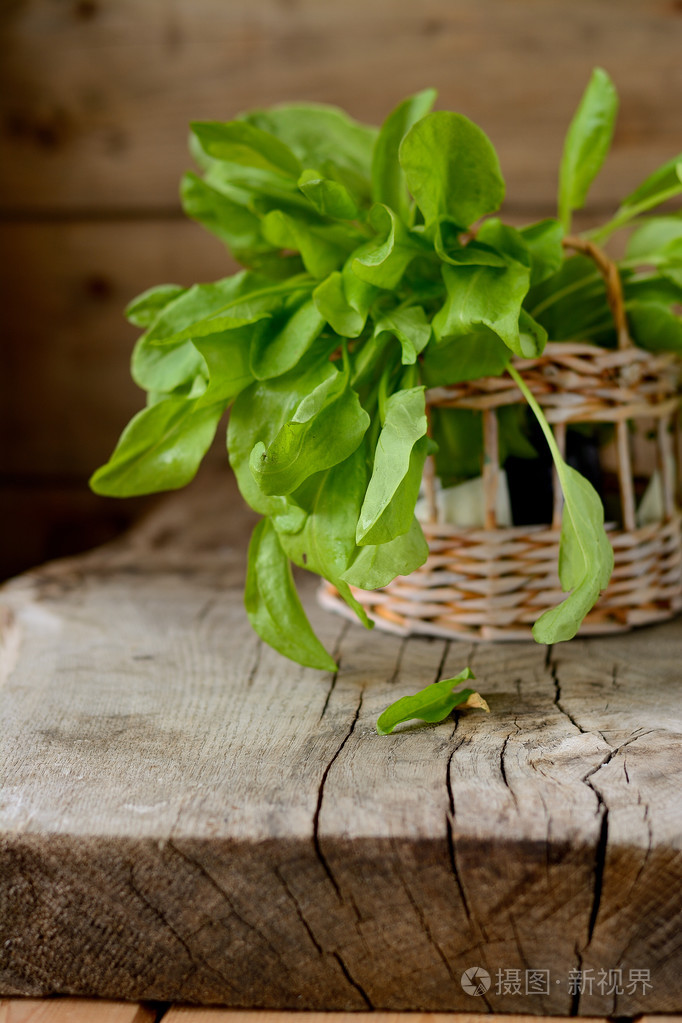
[562,235,632,350]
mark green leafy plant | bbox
[92,71,682,732]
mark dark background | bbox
[2,0,681,579]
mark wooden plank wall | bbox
[1,0,681,577]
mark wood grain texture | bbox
[163,1014,609,1023]
[1,469,680,1014]
[0,219,236,479]
[0,998,155,1021]
[1,0,682,213]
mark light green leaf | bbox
[313,272,365,337]
[518,219,565,286]
[276,446,374,630]
[90,397,224,497]
[245,518,337,671]
[249,364,369,496]
[244,103,377,184]
[262,209,358,279]
[558,68,618,231]
[132,334,207,394]
[250,299,326,379]
[126,284,187,329]
[476,218,530,267]
[422,331,510,387]
[626,301,682,352]
[374,306,431,365]
[180,171,269,254]
[376,668,488,734]
[399,111,505,227]
[297,169,360,220]
[352,203,428,288]
[343,515,428,590]
[228,352,339,514]
[432,263,533,357]
[150,275,313,345]
[357,387,428,545]
[618,155,682,217]
[190,120,302,178]
[434,221,507,267]
[371,88,437,222]
[625,215,682,261]
[192,327,254,405]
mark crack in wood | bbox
[167,841,282,961]
[570,942,583,1016]
[395,859,459,987]
[312,691,363,900]
[332,950,374,1010]
[273,864,324,956]
[318,622,349,722]
[273,859,373,1009]
[499,718,521,811]
[444,724,494,1012]
[128,864,237,994]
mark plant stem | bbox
[507,364,564,472]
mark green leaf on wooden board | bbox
[376,669,489,734]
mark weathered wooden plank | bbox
[1,469,681,1014]
[163,1013,610,1023]
[0,998,155,1021]
[0,482,153,584]
[1,0,681,212]
[0,219,236,479]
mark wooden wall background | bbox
[1,0,682,578]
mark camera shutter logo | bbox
[461,966,491,996]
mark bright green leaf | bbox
[376,668,489,734]
[90,397,224,497]
[558,68,618,231]
[313,272,365,337]
[422,331,510,387]
[190,120,302,178]
[433,263,532,357]
[245,518,337,671]
[374,305,431,365]
[249,365,369,496]
[357,387,428,545]
[297,169,360,220]
[371,88,437,222]
[343,515,428,590]
[181,171,269,254]
[126,284,187,329]
[250,299,326,379]
[244,103,377,184]
[352,203,428,288]
[399,111,505,227]
[262,209,358,278]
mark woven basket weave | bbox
[320,237,682,641]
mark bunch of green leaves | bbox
[529,68,682,352]
[90,72,681,689]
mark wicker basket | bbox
[319,237,682,641]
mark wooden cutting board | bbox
[1,470,680,1015]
